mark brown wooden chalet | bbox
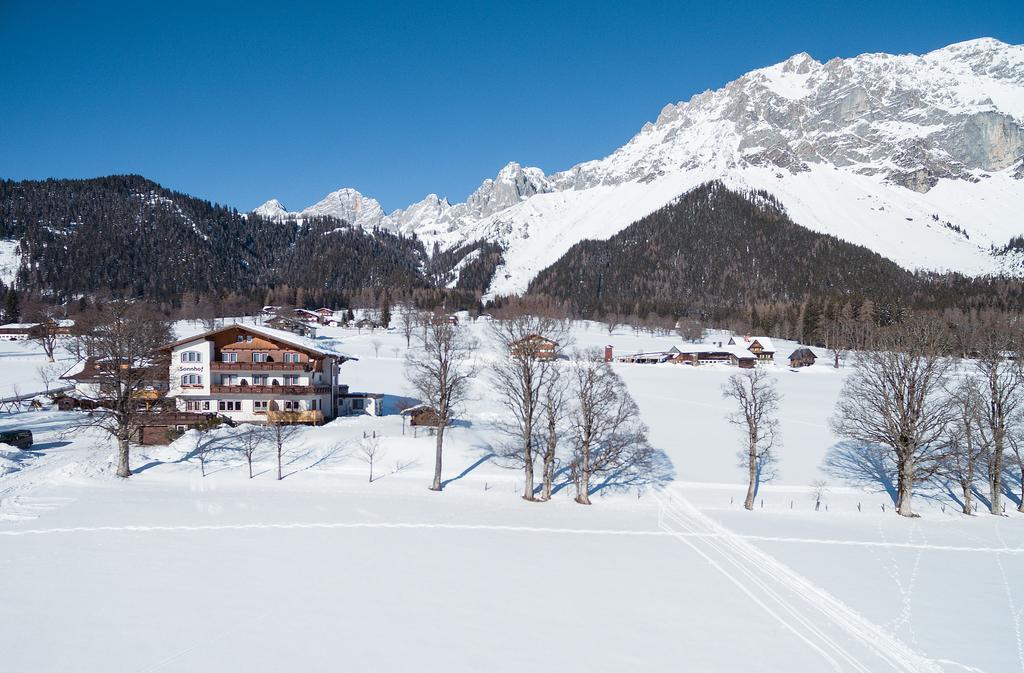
[509,334,559,360]
[788,348,817,368]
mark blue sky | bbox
[1,1,1021,212]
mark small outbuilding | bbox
[401,404,442,427]
[788,348,817,368]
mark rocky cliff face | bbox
[255,38,1024,294]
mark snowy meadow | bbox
[1,317,1022,673]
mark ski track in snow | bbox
[1,519,1022,557]
[655,489,945,673]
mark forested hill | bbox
[525,182,928,318]
[0,175,495,305]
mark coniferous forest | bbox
[2,175,1023,339]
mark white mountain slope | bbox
[255,38,1024,295]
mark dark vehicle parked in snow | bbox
[0,429,33,450]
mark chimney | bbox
[604,345,613,362]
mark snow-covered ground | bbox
[1,317,1022,672]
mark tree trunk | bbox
[743,435,757,510]
[990,436,1003,515]
[896,453,915,517]
[522,443,535,501]
[575,469,591,505]
[430,423,445,491]
[277,441,283,481]
[961,483,973,515]
[116,437,131,478]
[247,454,253,479]
[540,441,555,501]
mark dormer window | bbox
[235,334,254,343]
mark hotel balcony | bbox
[210,361,313,372]
[209,384,332,395]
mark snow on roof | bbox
[728,335,776,352]
[670,343,757,359]
[0,323,38,330]
[166,322,355,360]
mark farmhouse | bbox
[0,319,73,341]
[668,344,758,368]
[509,334,559,360]
[728,335,776,361]
[159,323,353,424]
[788,348,817,368]
[0,323,37,340]
[265,316,318,339]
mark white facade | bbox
[166,326,343,424]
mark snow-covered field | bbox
[1,317,1023,672]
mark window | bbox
[180,351,202,363]
[283,352,300,363]
[221,374,238,385]
[284,400,297,411]
[253,375,268,386]
[218,400,242,412]
[352,398,365,410]
[180,374,203,387]
[284,375,299,385]
[252,352,269,363]
[254,400,268,413]
[221,352,238,363]
[235,335,254,343]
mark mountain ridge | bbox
[255,37,1024,295]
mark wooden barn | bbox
[788,348,817,368]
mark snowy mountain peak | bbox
[253,38,1024,296]
[253,198,288,219]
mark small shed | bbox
[788,348,817,368]
[401,404,441,427]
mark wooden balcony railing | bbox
[209,384,332,395]
[211,362,312,372]
[266,409,325,425]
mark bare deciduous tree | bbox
[723,368,781,510]
[567,352,651,505]
[809,480,829,511]
[489,315,568,501]
[405,320,478,491]
[186,424,224,477]
[71,302,173,478]
[538,365,570,501]
[1007,427,1024,513]
[399,307,419,348]
[359,436,385,482]
[940,376,986,514]
[830,318,953,517]
[973,327,1023,515]
[236,424,268,479]
[371,339,383,358]
[267,417,301,481]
